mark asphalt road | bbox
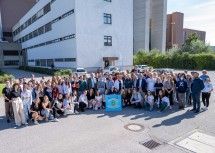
[0,69,215,153]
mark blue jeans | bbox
[192,92,201,111]
[186,88,191,105]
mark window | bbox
[38,26,45,35]
[33,30,38,37]
[104,0,112,2]
[47,59,54,67]
[104,36,112,46]
[4,60,19,66]
[37,9,44,19]
[3,50,19,56]
[44,3,51,14]
[32,14,37,23]
[65,58,76,62]
[104,13,112,24]
[55,58,64,62]
[45,22,52,32]
[35,60,40,66]
[40,59,47,67]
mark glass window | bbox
[104,36,112,46]
[104,13,112,24]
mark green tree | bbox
[180,32,211,54]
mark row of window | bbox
[24,34,75,50]
[13,1,54,36]
[4,60,19,66]
[15,9,74,43]
[31,58,76,67]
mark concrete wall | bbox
[75,0,133,68]
[133,0,150,53]
[151,0,167,52]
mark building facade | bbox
[0,42,22,68]
[166,12,184,50]
[0,0,36,42]
[12,0,133,70]
[133,0,167,53]
[183,28,206,44]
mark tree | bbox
[179,32,211,54]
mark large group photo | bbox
[2,67,213,127]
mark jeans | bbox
[41,109,50,118]
[160,102,168,112]
[192,92,201,111]
[178,93,186,107]
[186,88,191,105]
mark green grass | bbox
[0,84,5,97]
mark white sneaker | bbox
[75,110,79,114]
[201,106,207,111]
[34,121,39,125]
[53,118,59,122]
[169,106,172,110]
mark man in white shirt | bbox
[78,90,88,112]
[114,75,124,93]
[146,73,156,95]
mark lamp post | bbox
[171,22,175,48]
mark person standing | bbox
[201,78,213,111]
[2,80,13,123]
[106,75,115,92]
[114,75,124,93]
[10,83,27,126]
[200,70,210,83]
[163,76,174,108]
[21,84,32,122]
[190,72,205,113]
[176,74,188,109]
[87,73,97,91]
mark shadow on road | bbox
[152,110,197,128]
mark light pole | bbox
[171,22,175,48]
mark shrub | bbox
[134,51,215,70]
[0,70,15,84]
[19,66,72,76]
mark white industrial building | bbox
[13,0,133,70]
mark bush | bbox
[0,70,15,84]
[19,66,72,76]
[134,51,215,70]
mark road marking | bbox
[176,132,215,153]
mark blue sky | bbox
[168,0,215,45]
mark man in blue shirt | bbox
[190,72,205,113]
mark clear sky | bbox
[167,0,215,46]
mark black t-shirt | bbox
[87,94,95,100]
[154,83,163,92]
[30,103,41,112]
[2,87,12,102]
[10,90,21,99]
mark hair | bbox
[12,83,20,91]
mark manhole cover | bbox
[139,139,161,149]
[124,124,144,132]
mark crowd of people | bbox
[2,67,213,127]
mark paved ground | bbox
[0,69,215,153]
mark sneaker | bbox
[23,122,28,125]
[53,118,59,122]
[75,110,79,114]
[34,121,39,125]
[17,124,21,127]
[195,110,200,113]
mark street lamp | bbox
[171,22,175,48]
